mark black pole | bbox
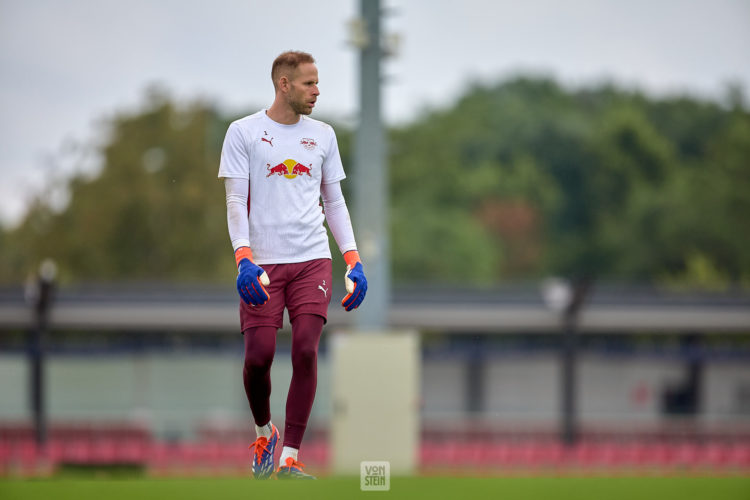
[561,306,578,445]
[560,278,591,446]
[29,260,56,448]
[466,335,485,415]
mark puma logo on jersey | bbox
[261,131,273,147]
[318,284,328,297]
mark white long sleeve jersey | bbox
[219,110,357,264]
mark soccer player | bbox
[218,51,367,480]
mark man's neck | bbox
[266,103,300,125]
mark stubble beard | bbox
[291,100,312,116]
[288,92,312,116]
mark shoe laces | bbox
[282,457,305,471]
[250,436,270,465]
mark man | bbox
[218,51,367,480]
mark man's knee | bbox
[292,344,317,370]
[244,350,274,373]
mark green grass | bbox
[1,476,749,500]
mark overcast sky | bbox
[1,0,749,226]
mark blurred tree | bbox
[388,77,750,286]
[656,109,750,289]
[1,89,233,283]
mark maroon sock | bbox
[242,326,277,427]
[283,314,324,449]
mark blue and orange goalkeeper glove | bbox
[235,247,270,306]
[342,250,367,311]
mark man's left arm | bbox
[321,181,367,311]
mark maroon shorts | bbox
[240,258,333,331]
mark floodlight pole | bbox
[353,0,389,330]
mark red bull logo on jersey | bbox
[266,159,313,179]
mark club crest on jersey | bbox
[266,159,312,179]
[300,138,317,150]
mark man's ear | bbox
[278,75,290,92]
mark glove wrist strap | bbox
[343,250,360,268]
[234,246,254,267]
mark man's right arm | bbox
[224,177,270,305]
[224,177,251,251]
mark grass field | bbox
[1,476,749,500]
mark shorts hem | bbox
[241,321,282,334]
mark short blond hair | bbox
[271,51,315,90]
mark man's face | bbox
[286,62,319,116]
